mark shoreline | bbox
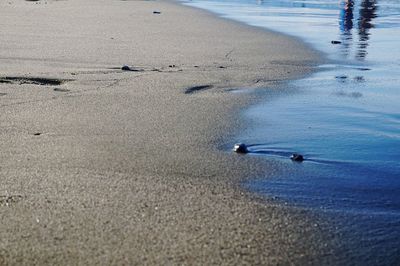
[0,0,338,264]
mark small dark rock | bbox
[121,65,132,71]
[33,133,41,136]
[153,11,161,14]
[233,143,248,154]
[290,153,304,162]
[121,65,144,72]
[331,40,342,44]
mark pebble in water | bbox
[233,143,248,154]
[290,153,304,162]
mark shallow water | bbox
[185,0,400,264]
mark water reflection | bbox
[340,0,354,32]
[339,0,378,60]
[339,0,354,57]
[357,0,378,60]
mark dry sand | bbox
[0,0,339,264]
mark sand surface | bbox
[0,0,338,264]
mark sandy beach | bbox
[0,0,338,264]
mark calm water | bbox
[185,0,400,264]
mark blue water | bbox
[185,0,400,264]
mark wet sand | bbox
[0,0,337,264]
